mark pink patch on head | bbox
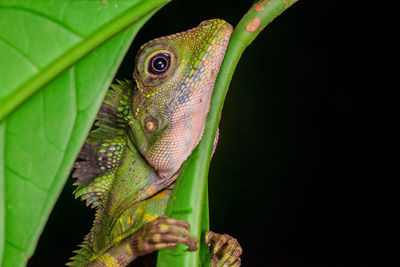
[246,18,261,32]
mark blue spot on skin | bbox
[178,94,189,104]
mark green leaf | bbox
[0,0,170,266]
[156,0,299,266]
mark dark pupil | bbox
[149,53,170,74]
[153,57,167,70]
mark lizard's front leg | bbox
[206,231,242,267]
[129,215,198,257]
[87,216,198,267]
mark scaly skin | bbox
[68,19,241,266]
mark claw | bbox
[129,215,199,257]
[206,231,242,267]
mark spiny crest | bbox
[67,234,94,266]
[73,80,132,183]
[72,80,133,208]
[68,79,134,263]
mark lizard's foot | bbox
[205,231,242,267]
[129,215,198,257]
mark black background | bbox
[28,1,397,266]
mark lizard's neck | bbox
[105,134,179,212]
[105,136,161,212]
[92,137,177,252]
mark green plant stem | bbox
[156,0,298,266]
[0,0,170,122]
[0,121,5,264]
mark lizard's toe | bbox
[129,216,198,257]
[205,231,242,267]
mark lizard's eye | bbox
[148,53,171,75]
[144,115,158,133]
[134,46,177,85]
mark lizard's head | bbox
[129,19,232,179]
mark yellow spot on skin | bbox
[159,224,169,232]
[143,213,157,222]
[146,186,154,195]
[114,235,124,243]
[246,17,261,32]
[152,191,166,200]
[136,208,143,214]
[119,218,125,232]
[127,217,131,224]
[98,253,119,266]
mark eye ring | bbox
[144,116,158,133]
[148,53,171,75]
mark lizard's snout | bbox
[197,18,233,36]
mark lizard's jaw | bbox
[156,20,232,179]
[131,19,233,179]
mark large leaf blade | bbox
[0,0,169,120]
[0,0,170,266]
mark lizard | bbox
[67,19,242,267]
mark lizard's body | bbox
[68,19,241,266]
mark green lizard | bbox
[68,19,242,266]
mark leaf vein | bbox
[39,93,64,154]
[5,167,47,192]
[5,240,24,254]
[0,36,39,71]
[0,6,84,39]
